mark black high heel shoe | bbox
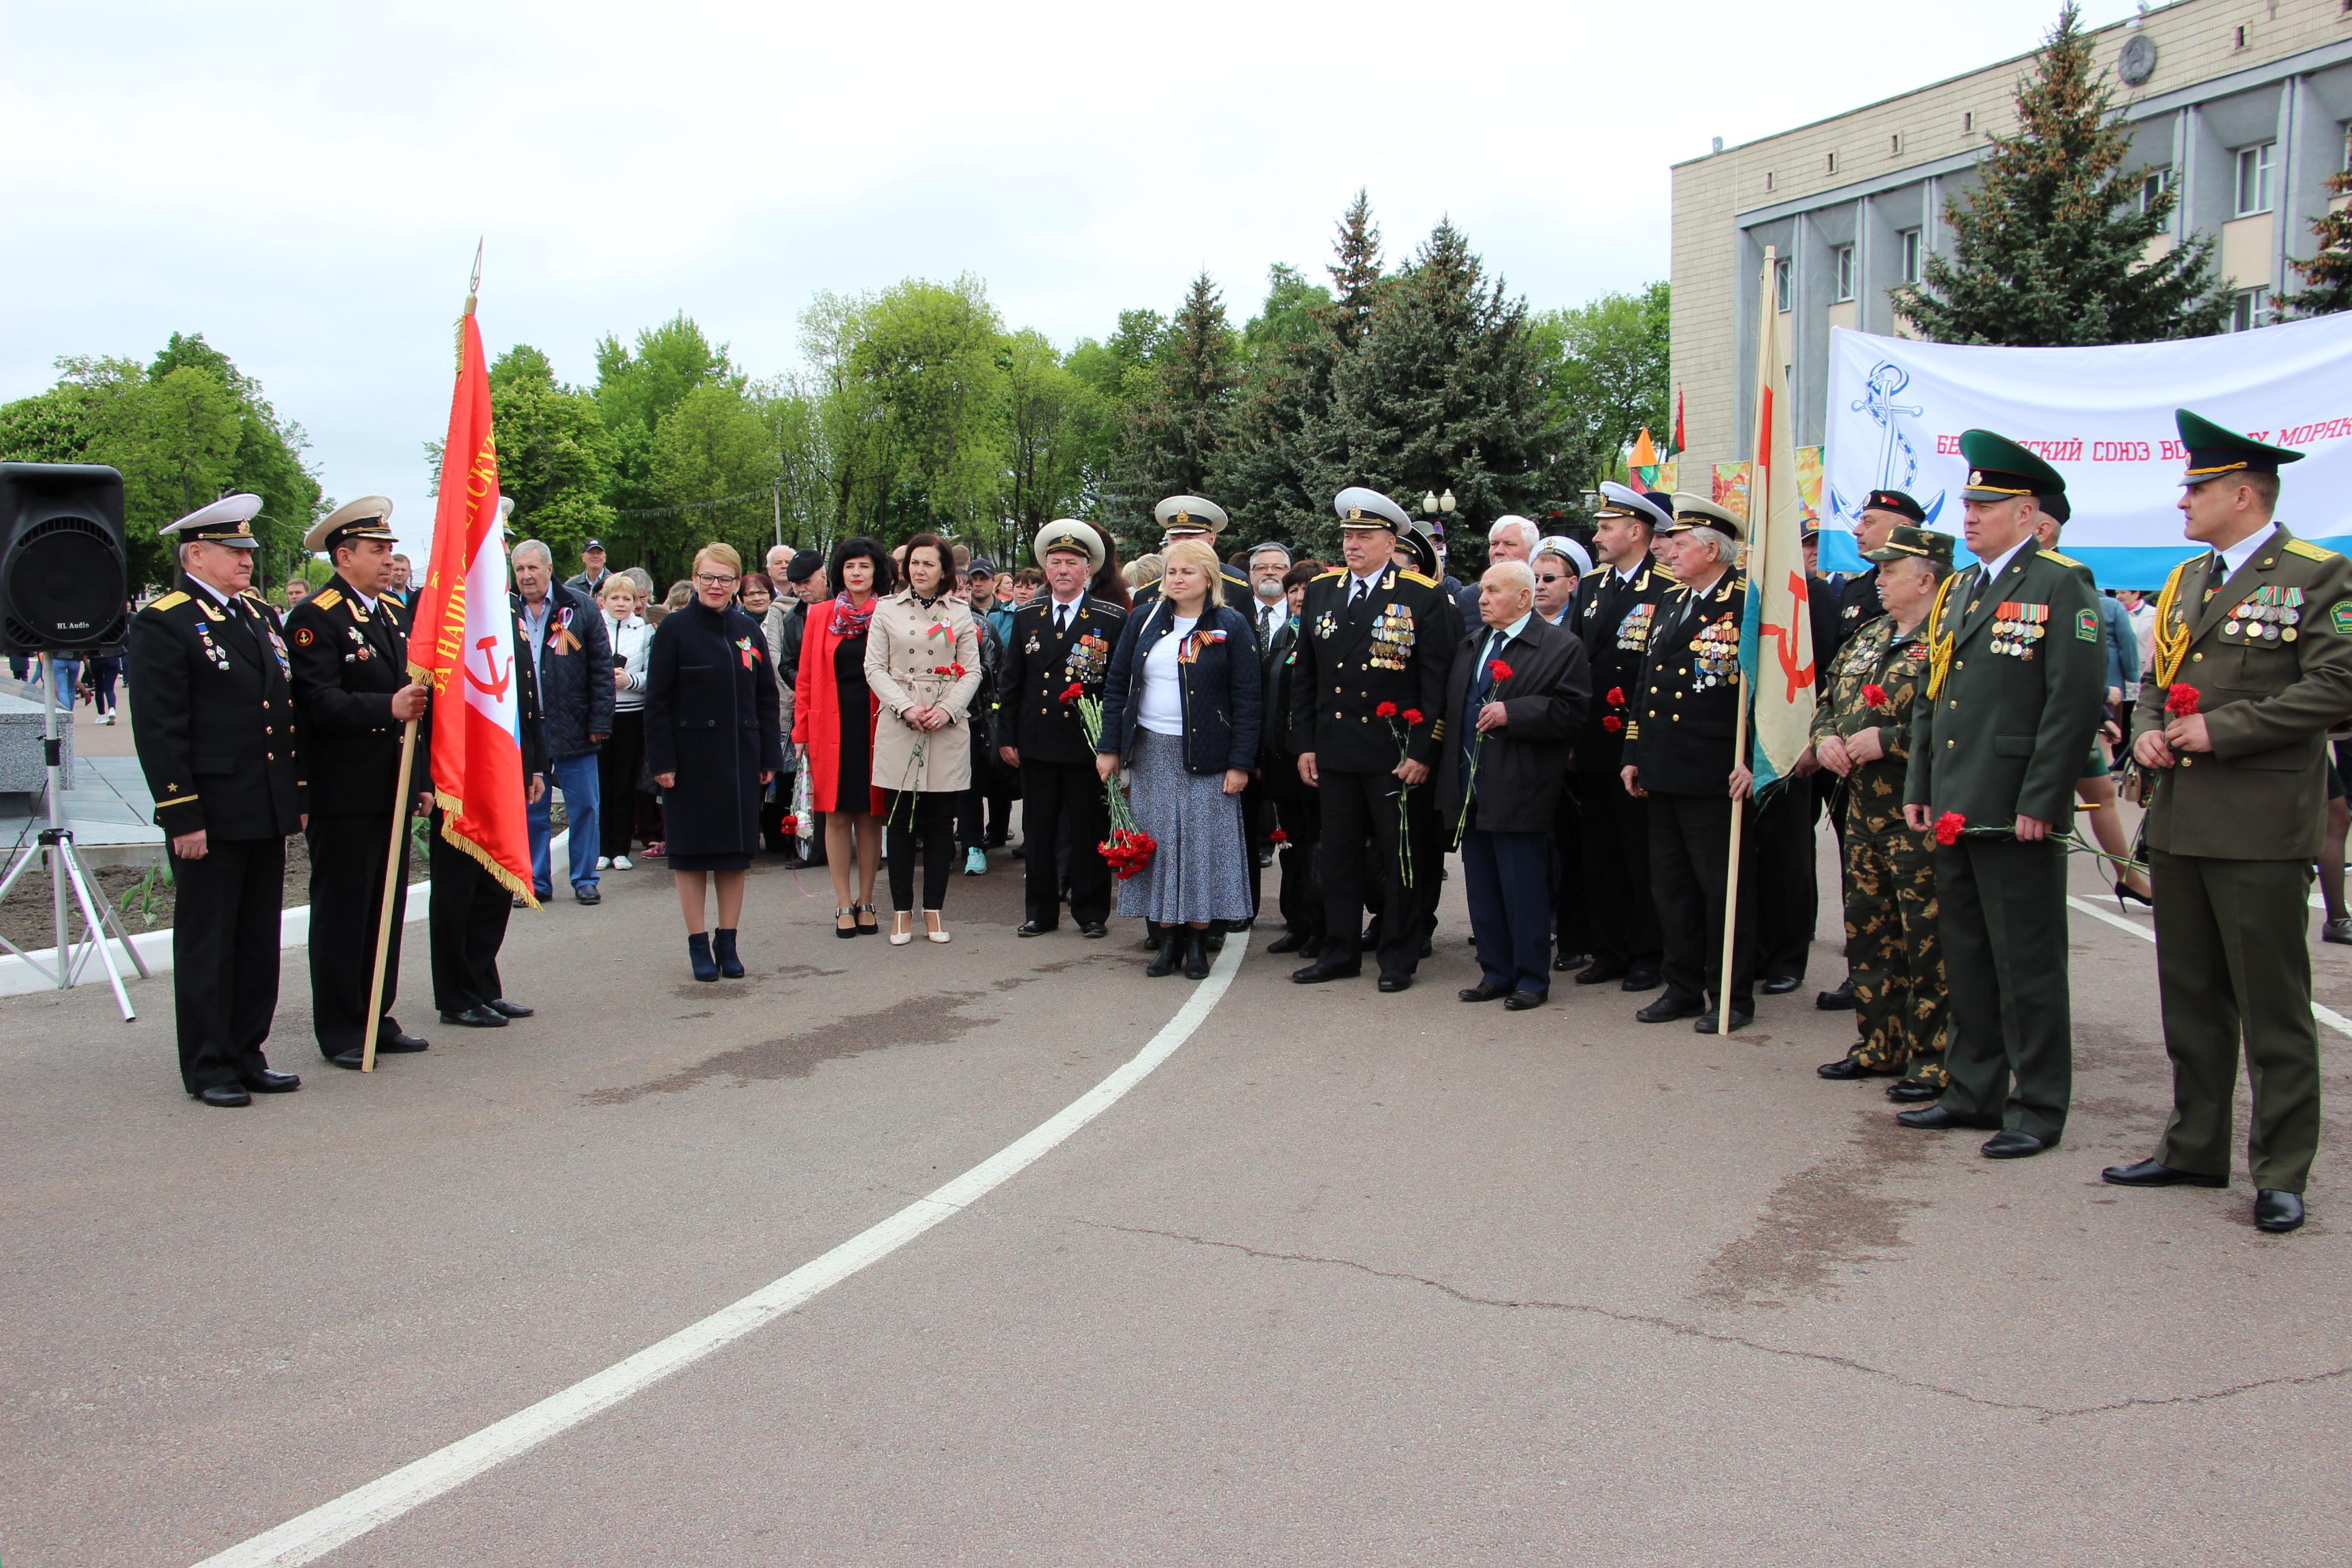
[2113,878,2153,912]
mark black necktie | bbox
[2203,552,2227,603]
[1056,604,1071,635]
[1349,578,1369,613]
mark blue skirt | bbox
[1115,730,1254,926]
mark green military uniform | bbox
[1904,433,2106,1147]
[1812,526,1950,1090]
[2119,412,2352,1217]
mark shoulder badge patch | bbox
[1312,568,1346,582]
[2039,549,2084,568]
[293,626,315,647]
[2332,601,2352,636]
[2286,538,2339,563]
[149,590,189,612]
[311,587,344,611]
[2075,608,2099,642]
[1399,570,1437,588]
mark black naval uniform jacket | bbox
[127,582,306,839]
[1622,570,1752,797]
[995,595,1130,766]
[1572,559,1669,776]
[284,576,430,815]
[1288,564,1458,773]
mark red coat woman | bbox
[791,537,892,935]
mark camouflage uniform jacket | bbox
[1810,612,1931,832]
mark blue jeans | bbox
[48,658,80,711]
[529,751,602,896]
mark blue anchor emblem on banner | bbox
[1830,360,1945,526]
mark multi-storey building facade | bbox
[1670,0,2352,480]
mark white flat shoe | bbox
[924,911,951,944]
[889,912,915,946]
[612,854,634,870]
[596,855,612,870]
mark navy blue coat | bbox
[514,580,615,760]
[1098,600,1261,775]
[642,601,785,860]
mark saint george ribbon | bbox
[406,291,536,905]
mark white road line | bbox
[2066,894,2352,1040]
[189,929,1252,1568]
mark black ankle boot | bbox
[687,932,719,982]
[1182,928,1211,980]
[713,928,744,979]
[1145,936,1179,977]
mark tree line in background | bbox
[0,334,322,591]
[463,193,1669,585]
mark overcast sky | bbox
[3,0,2139,555]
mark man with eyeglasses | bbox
[512,538,614,905]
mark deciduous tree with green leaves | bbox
[2281,168,2352,318]
[1892,3,2227,345]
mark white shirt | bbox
[1348,569,1384,604]
[1047,590,1085,632]
[1137,615,1195,736]
[2215,522,2279,580]
[189,574,236,608]
[605,611,651,711]
[1254,595,1284,640]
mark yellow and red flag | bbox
[1738,246,1817,789]
[407,292,534,904]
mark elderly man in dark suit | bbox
[1437,561,1590,1010]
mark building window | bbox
[2236,142,2275,216]
[1774,257,1791,313]
[1826,150,1839,175]
[1833,245,1856,301]
[2231,287,2272,332]
[2341,122,2351,174]
[1890,131,1903,156]
[1765,170,1776,191]
[1900,228,1923,284]
[1963,110,1974,133]
[2138,165,2172,214]
[2235,23,2248,48]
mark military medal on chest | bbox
[1617,602,1655,653]
[1367,604,1416,670]
[1064,630,1110,685]
[1989,601,2048,660]
[2227,583,2302,642]
[1315,608,1339,641]
[1688,615,1741,687]
[195,618,231,672]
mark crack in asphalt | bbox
[1088,1221,2352,1422]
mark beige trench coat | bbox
[865,590,982,795]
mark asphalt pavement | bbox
[3,813,2347,1567]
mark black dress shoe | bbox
[1635,991,1704,1024]
[1693,1009,1752,1034]
[440,1005,508,1028]
[1377,974,1412,994]
[376,1032,429,1054]
[512,893,528,909]
[487,998,534,1018]
[241,1068,301,1093]
[1621,968,1663,992]
[1552,951,1590,973]
[1503,990,1545,1011]
[2102,1158,2227,1188]
[1817,1056,1893,1080]
[1298,936,1324,960]
[1896,1105,1999,1131]
[1574,961,1628,986]
[1292,960,1360,984]
[1266,930,1306,954]
[1886,1079,1941,1102]
[1458,981,1511,1003]
[1015,919,1056,937]
[325,1049,365,1070]
[1816,979,1857,1011]
[1079,922,1108,939]
[1358,922,1382,953]
[575,885,601,905]
[2255,1190,2306,1232]
[1761,974,1801,996]
[195,1084,252,1107]
[1981,1128,2050,1159]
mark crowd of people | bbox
[84,407,2347,1239]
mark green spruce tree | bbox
[1893,3,2227,345]
[2281,168,2352,317]
[1115,273,1239,532]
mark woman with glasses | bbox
[866,532,982,944]
[796,536,893,936]
[644,542,783,981]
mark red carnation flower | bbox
[1601,714,1624,734]
[1269,828,1289,844]
[1488,659,1514,683]
[1861,683,1889,708]
[779,815,799,834]
[1059,681,1084,703]
[1376,701,1399,719]
[2165,685,2200,717]
[1933,811,1967,847]
[934,662,968,679]
[1605,687,1626,707]
[1403,708,1424,726]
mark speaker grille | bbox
[4,514,128,653]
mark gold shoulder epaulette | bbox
[2285,537,2338,562]
[1313,568,1345,582]
[2038,549,2085,568]
[311,587,343,610]
[240,587,265,602]
[148,590,189,612]
[1399,570,1437,588]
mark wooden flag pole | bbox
[1717,246,1776,1038]
[359,719,419,1073]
